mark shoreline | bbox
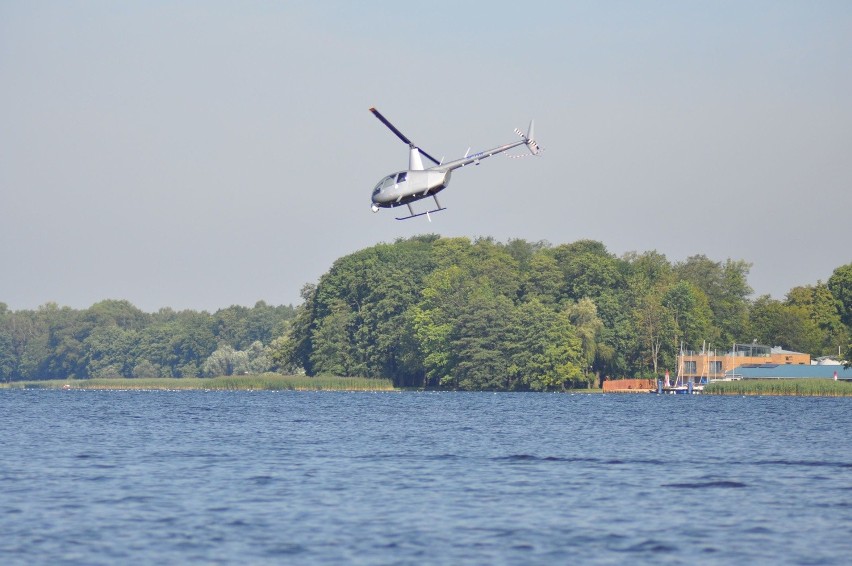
[0,374,395,392]
[3,377,851,396]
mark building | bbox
[677,343,810,382]
[727,364,852,380]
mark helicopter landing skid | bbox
[395,206,447,221]
[395,197,446,221]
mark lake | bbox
[1,390,850,564]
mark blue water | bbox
[1,391,851,565]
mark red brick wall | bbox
[602,379,657,392]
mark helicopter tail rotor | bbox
[513,120,541,156]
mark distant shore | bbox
[1,374,395,391]
[3,376,851,396]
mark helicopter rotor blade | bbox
[370,107,441,166]
[370,107,412,146]
[416,147,441,167]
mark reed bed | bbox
[2,374,395,391]
[704,379,852,397]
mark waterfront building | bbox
[728,364,852,380]
[677,343,810,382]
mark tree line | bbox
[0,300,295,382]
[283,236,852,390]
[3,236,851,389]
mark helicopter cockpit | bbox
[372,172,406,196]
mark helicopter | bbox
[369,107,541,220]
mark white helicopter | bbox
[369,107,541,220]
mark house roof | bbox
[770,346,807,355]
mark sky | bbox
[2,1,851,312]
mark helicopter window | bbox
[396,172,407,183]
[380,175,396,190]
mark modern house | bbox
[677,343,810,382]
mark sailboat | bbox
[661,343,704,394]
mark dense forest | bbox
[3,236,851,389]
[286,236,852,389]
[0,301,295,382]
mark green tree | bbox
[554,241,623,301]
[828,263,852,327]
[201,341,272,377]
[82,325,137,377]
[624,250,673,294]
[662,281,714,352]
[212,302,294,351]
[289,283,318,375]
[632,292,674,375]
[749,296,821,354]
[522,252,563,304]
[0,305,15,382]
[267,332,300,374]
[165,311,217,377]
[84,300,148,330]
[511,299,584,390]
[450,289,515,390]
[409,265,471,387]
[246,341,272,374]
[3,309,50,380]
[623,251,675,376]
[504,238,550,271]
[131,359,163,378]
[309,299,356,376]
[567,298,604,386]
[297,236,438,382]
[27,303,85,379]
[785,283,849,356]
[675,255,752,344]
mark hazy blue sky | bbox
[2,1,850,312]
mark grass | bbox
[1,373,395,391]
[566,388,604,393]
[704,379,852,397]
[10,377,849,396]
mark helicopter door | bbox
[396,172,407,184]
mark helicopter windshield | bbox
[373,174,401,195]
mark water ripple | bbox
[2,390,852,564]
[663,480,748,489]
